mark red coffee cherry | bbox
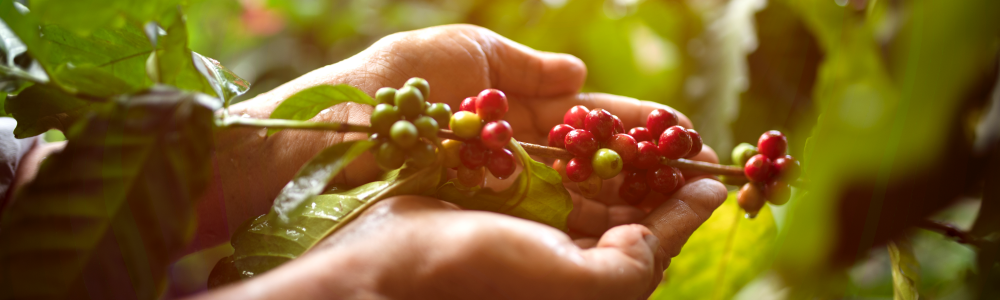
[647,166,682,194]
[552,159,569,182]
[743,154,772,183]
[764,180,791,205]
[757,130,787,159]
[606,134,638,165]
[646,108,679,138]
[612,115,624,135]
[683,129,703,158]
[619,170,650,205]
[773,155,800,181]
[459,142,490,169]
[657,125,692,159]
[548,124,575,148]
[460,97,477,112]
[628,127,653,143]
[585,108,616,141]
[566,157,594,182]
[634,141,660,167]
[564,129,598,158]
[563,105,590,129]
[738,183,766,217]
[476,89,508,121]
[481,120,513,150]
[457,166,486,188]
[486,148,516,179]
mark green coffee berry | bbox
[395,86,424,119]
[376,142,405,171]
[390,120,419,149]
[426,103,452,127]
[732,142,758,166]
[413,116,439,141]
[376,87,397,105]
[371,104,401,135]
[405,77,430,100]
[592,148,623,179]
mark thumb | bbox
[578,224,661,299]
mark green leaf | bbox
[193,52,251,106]
[272,140,376,221]
[650,192,778,300]
[0,16,48,92]
[209,165,444,288]
[888,239,920,300]
[0,86,218,299]
[435,140,573,231]
[150,8,214,97]
[28,0,180,35]
[267,84,376,136]
[5,84,92,138]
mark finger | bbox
[577,224,660,299]
[522,93,693,136]
[641,178,727,260]
[463,25,588,97]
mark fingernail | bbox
[643,234,660,254]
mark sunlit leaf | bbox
[888,239,919,300]
[0,86,218,299]
[0,16,47,92]
[5,84,91,138]
[272,140,376,222]
[193,52,250,106]
[28,0,180,35]
[267,84,376,136]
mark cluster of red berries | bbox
[733,130,801,217]
[439,89,517,188]
[547,106,703,203]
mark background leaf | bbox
[193,53,250,106]
[5,84,91,138]
[0,86,218,299]
[272,140,375,222]
[888,239,920,300]
[267,84,375,135]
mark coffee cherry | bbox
[394,86,424,119]
[390,120,419,149]
[548,124,575,148]
[606,134,638,165]
[743,154,772,182]
[757,130,787,159]
[731,143,758,166]
[440,139,463,169]
[459,141,489,169]
[738,183,766,218]
[404,77,430,100]
[450,111,482,139]
[370,103,401,135]
[476,89,508,121]
[628,127,653,143]
[565,157,593,182]
[657,125,692,159]
[486,148,516,179]
[577,173,602,199]
[564,129,598,157]
[683,129,703,158]
[426,103,452,128]
[460,97,477,112]
[552,159,569,182]
[408,141,437,167]
[764,181,791,205]
[773,155,800,181]
[457,166,486,188]
[375,142,405,171]
[592,148,623,179]
[375,87,397,105]
[413,116,439,141]
[634,141,660,167]
[481,120,513,150]
[646,108,679,138]
[647,166,682,194]
[619,170,650,205]
[612,115,624,135]
[585,108,616,141]
[563,105,589,129]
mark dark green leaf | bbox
[29,0,180,35]
[272,140,376,221]
[209,165,444,288]
[267,84,376,136]
[435,140,573,231]
[0,15,48,92]
[5,84,91,138]
[150,8,215,98]
[0,86,218,299]
[888,239,920,300]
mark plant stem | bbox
[517,141,746,177]
[916,219,982,246]
[218,117,373,132]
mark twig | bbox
[916,219,982,246]
[218,117,373,132]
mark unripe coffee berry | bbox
[647,166,682,194]
[394,85,424,119]
[370,103,401,135]
[450,111,482,139]
[565,157,593,182]
[628,127,653,143]
[731,143,758,166]
[592,148,623,179]
[457,166,486,188]
[757,130,787,159]
[577,173,602,199]
[375,87,397,105]
[412,116,439,141]
[481,120,513,150]
[486,148,516,179]
[407,141,437,168]
[683,129,703,158]
[737,183,766,218]
[619,171,650,205]
[404,77,430,100]
[634,141,660,167]
[390,120,419,149]
[743,154,772,182]
[564,129,598,157]
[459,142,489,169]
[764,181,791,205]
[646,108,679,137]
[460,97,477,112]
[548,124,575,148]
[606,134,638,165]
[440,139,463,169]
[375,142,405,171]
[773,155,800,181]
[476,89,508,121]
[425,103,452,128]
[552,159,569,183]
[657,125,692,159]
[585,108,616,141]
[563,105,590,129]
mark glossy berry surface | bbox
[476,89,508,121]
[592,148,623,179]
[647,166,682,194]
[375,142,405,171]
[564,129,598,157]
[619,171,650,205]
[404,77,430,99]
[394,85,424,119]
[390,120,419,148]
[628,127,653,143]
[683,129,703,158]
[412,116,439,141]
[457,166,486,188]
[425,103,452,128]
[577,173,602,199]
[481,120,513,150]
[548,124,575,148]
[459,142,489,169]
[757,130,787,159]
[408,141,437,168]
[565,157,593,182]
[765,181,791,205]
[449,111,482,139]
[773,155,800,181]
[738,183,766,217]
[743,154,772,182]
[731,143,758,166]
[612,115,624,135]
[634,141,660,167]
[584,108,616,141]
[657,125,692,159]
[440,139,463,169]
[486,148,516,179]
[606,134,637,165]
[370,104,401,135]
[460,97,477,112]
[563,105,589,129]
[646,108,679,137]
[375,87,397,105]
